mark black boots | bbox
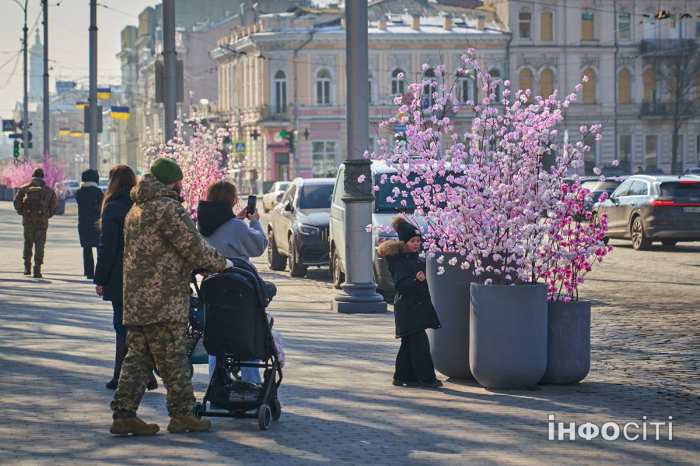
[33,265,42,278]
[107,334,158,391]
[24,264,31,275]
[106,334,127,389]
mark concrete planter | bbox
[469,283,548,389]
[539,300,591,385]
[426,253,476,380]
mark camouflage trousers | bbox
[23,222,48,266]
[110,322,195,419]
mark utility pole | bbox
[162,0,177,142]
[88,0,98,169]
[21,0,29,160]
[332,0,386,314]
[42,0,49,158]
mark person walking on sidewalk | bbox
[94,165,157,391]
[109,158,232,436]
[13,168,59,278]
[377,215,443,389]
[75,169,104,279]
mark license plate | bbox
[683,207,700,213]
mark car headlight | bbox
[298,224,319,236]
[377,235,398,245]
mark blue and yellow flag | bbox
[76,101,88,110]
[97,87,111,99]
[70,131,83,137]
[110,106,130,120]
[58,128,70,136]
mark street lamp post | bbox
[42,0,49,158]
[332,0,387,314]
[162,0,177,142]
[88,0,98,169]
[11,0,30,160]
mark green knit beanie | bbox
[150,158,183,185]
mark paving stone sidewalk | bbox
[0,201,698,465]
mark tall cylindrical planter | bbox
[426,253,475,380]
[470,283,548,389]
[540,300,591,385]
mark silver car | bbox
[329,161,427,300]
[262,181,290,213]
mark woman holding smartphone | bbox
[197,180,268,383]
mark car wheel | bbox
[332,247,345,289]
[288,236,308,277]
[661,240,677,247]
[631,217,652,251]
[268,231,287,271]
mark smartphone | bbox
[247,195,257,216]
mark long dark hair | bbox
[97,165,137,230]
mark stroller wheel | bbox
[271,399,281,421]
[258,404,272,430]
[194,402,204,419]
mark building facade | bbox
[487,0,700,174]
[211,1,508,191]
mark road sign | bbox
[401,92,414,106]
[8,133,20,139]
[394,125,407,132]
[2,120,15,132]
[234,141,246,155]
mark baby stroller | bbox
[193,260,283,430]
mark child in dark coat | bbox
[377,216,442,388]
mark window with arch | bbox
[458,72,476,103]
[274,70,287,114]
[518,68,533,101]
[316,69,332,106]
[423,68,436,106]
[618,68,632,104]
[581,11,595,40]
[643,68,656,103]
[582,68,596,103]
[391,69,405,96]
[490,69,503,100]
[540,68,555,98]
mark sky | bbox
[0,0,156,118]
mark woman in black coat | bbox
[377,216,442,388]
[94,165,156,390]
[75,169,104,279]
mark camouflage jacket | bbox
[13,178,59,225]
[122,173,227,326]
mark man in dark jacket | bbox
[75,169,104,279]
[377,216,442,389]
[109,158,232,436]
[13,168,59,278]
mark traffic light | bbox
[282,129,295,151]
[13,140,19,159]
[394,132,407,147]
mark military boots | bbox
[167,414,211,433]
[110,417,160,436]
[33,265,42,279]
[24,264,31,275]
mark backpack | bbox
[23,187,44,221]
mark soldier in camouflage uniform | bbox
[13,168,59,278]
[110,158,231,436]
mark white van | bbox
[329,161,427,299]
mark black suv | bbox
[267,177,335,277]
[594,175,700,250]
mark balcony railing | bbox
[641,39,697,56]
